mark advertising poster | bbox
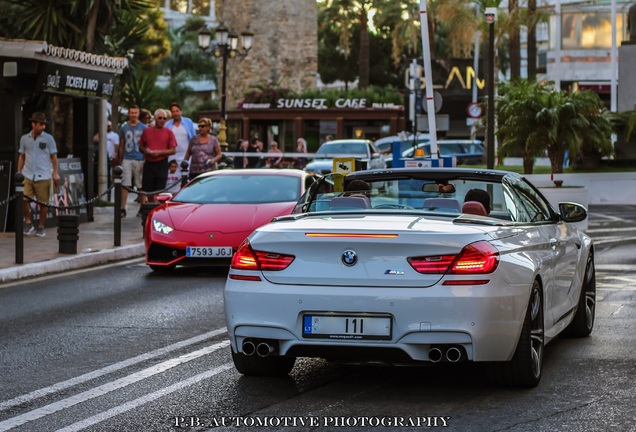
[28,157,88,228]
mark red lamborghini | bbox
[145,169,313,272]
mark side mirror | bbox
[559,202,587,223]
[156,193,173,203]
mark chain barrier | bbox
[0,192,21,209]
[23,184,115,211]
[121,178,182,197]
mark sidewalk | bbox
[0,206,145,285]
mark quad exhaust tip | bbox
[242,340,256,356]
[256,342,275,357]
[429,345,466,363]
[242,339,275,357]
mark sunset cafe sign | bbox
[241,98,402,110]
[37,63,116,99]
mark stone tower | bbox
[216,0,318,109]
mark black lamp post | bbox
[198,23,254,151]
[485,8,497,170]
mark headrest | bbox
[423,198,461,211]
[328,196,371,209]
[462,201,488,216]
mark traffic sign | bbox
[467,102,483,118]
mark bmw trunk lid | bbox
[250,214,494,287]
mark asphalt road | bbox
[1,206,635,432]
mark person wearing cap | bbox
[17,112,59,238]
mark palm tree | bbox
[496,79,546,173]
[319,0,377,89]
[372,0,425,67]
[535,88,613,173]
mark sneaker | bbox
[24,224,35,236]
[121,208,127,218]
[35,227,46,238]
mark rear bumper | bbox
[224,275,531,362]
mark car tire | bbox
[230,347,296,377]
[149,264,176,273]
[491,280,544,388]
[562,252,596,337]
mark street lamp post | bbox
[485,8,497,170]
[198,23,253,151]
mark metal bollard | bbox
[14,172,24,264]
[57,214,79,254]
[139,202,160,237]
[113,166,123,247]
[180,160,189,188]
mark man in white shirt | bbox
[165,102,196,176]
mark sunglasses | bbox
[156,116,167,120]
[198,124,208,128]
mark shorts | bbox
[122,159,143,188]
[23,178,51,203]
[142,159,169,193]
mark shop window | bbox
[168,0,210,15]
[558,11,625,50]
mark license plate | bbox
[186,246,233,258]
[302,314,392,340]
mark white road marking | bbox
[56,363,234,432]
[596,264,636,272]
[586,226,636,234]
[591,236,636,246]
[0,341,230,432]
[0,327,227,412]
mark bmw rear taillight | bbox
[231,240,295,271]
[408,241,499,275]
[450,241,499,274]
[407,255,456,274]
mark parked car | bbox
[145,169,314,272]
[387,139,484,167]
[304,139,386,175]
[224,168,595,387]
[374,134,429,155]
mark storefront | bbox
[200,99,405,152]
[0,39,125,231]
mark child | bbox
[166,159,181,194]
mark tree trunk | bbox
[549,147,565,174]
[85,1,100,52]
[111,75,123,130]
[522,150,534,174]
[527,0,537,80]
[509,0,521,79]
[358,11,370,89]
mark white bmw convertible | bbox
[224,168,595,387]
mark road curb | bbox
[0,243,145,285]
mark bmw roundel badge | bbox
[342,249,358,266]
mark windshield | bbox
[173,174,301,204]
[296,172,509,220]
